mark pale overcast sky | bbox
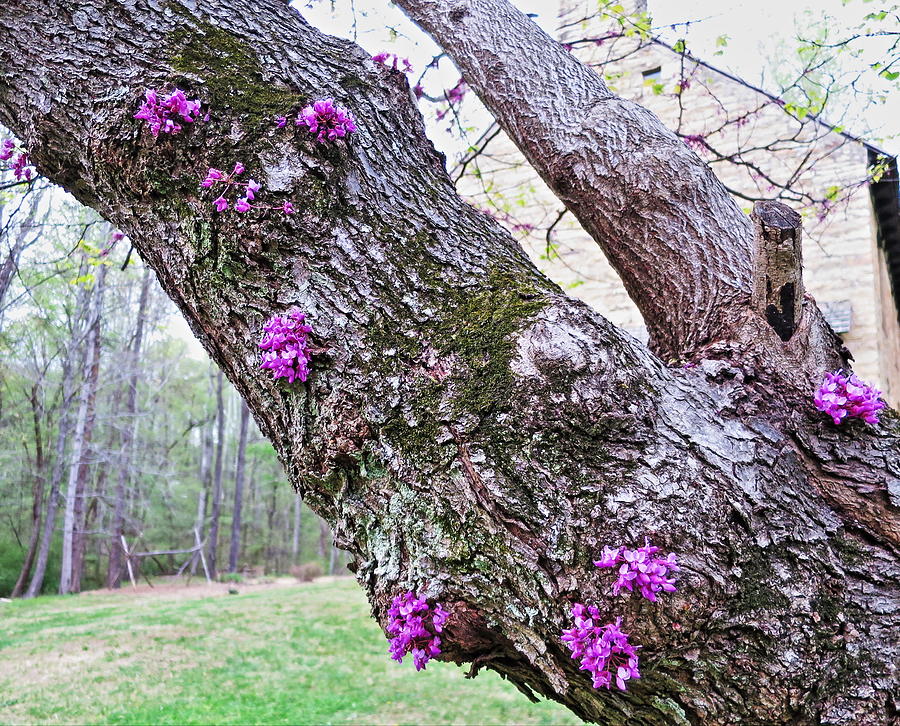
[297,0,899,152]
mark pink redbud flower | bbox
[387,592,449,671]
[213,196,228,212]
[232,162,245,175]
[814,370,885,425]
[282,201,295,215]
[297,99,357,143]
[258,310,313,383]
[235,198,251,213]
[246,179,261,201]
[561,606,641,691]
[134,88,201,137]
[594,539,678,602]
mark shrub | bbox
[289,562,323,582]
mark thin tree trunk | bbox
[60,264,106,594]
[228,399,249,573]
[291,496,302,566]
[328,545,338,576]
[318,518,328,562]
[206,370,225,579]
[70,263,107,592]
[10,380,46,597]
[106,267,151,589]
[24,264,90,599]
[190,382,214,575]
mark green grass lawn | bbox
[0,577,581,725]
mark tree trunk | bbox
[318,518,328,562]
[1,2,897,722]
[206,370,225,579]
[291,496,302,566]
[70,263,107,592]
[10,380,46,597]
[228,399,249,573]
[106,267,151,589]
[61,263,107,594]
[24,263,90,598]
[191,374,215,574]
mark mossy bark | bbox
[0,1,898,724]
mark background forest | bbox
[0,176,343,598]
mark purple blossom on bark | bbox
[258,310,313,383]
[213,196,228,212]
[814,370,886,425]
[296,99,357,142]
[0,138,13,160]
[561,605,641,691]
[594,539,679,602]
[133,88,201,137]
[386,592,449,671]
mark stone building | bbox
[458,0,900,404]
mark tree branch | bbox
[394,0,755,359]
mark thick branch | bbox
[751,200,804,341]
[394,0,755,359]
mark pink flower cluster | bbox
[387,592,449,671]
[200,163,294,216]
[372,52,413,73]
[258,310,313,383]
[814,370,885,425]
[1,138,35,181]
[561,606,640,691]
[134,88,202,137]
[296,99,357,143]
[594,539,679,603]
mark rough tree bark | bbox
[1,1,897,723]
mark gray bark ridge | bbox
[0,2,898,724]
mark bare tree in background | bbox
[228,399,249,573]
[106,267,151,588]
[23,262,91,598]
[60,263,107,594]
[206,369,225,579]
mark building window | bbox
[642,67,662,81]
